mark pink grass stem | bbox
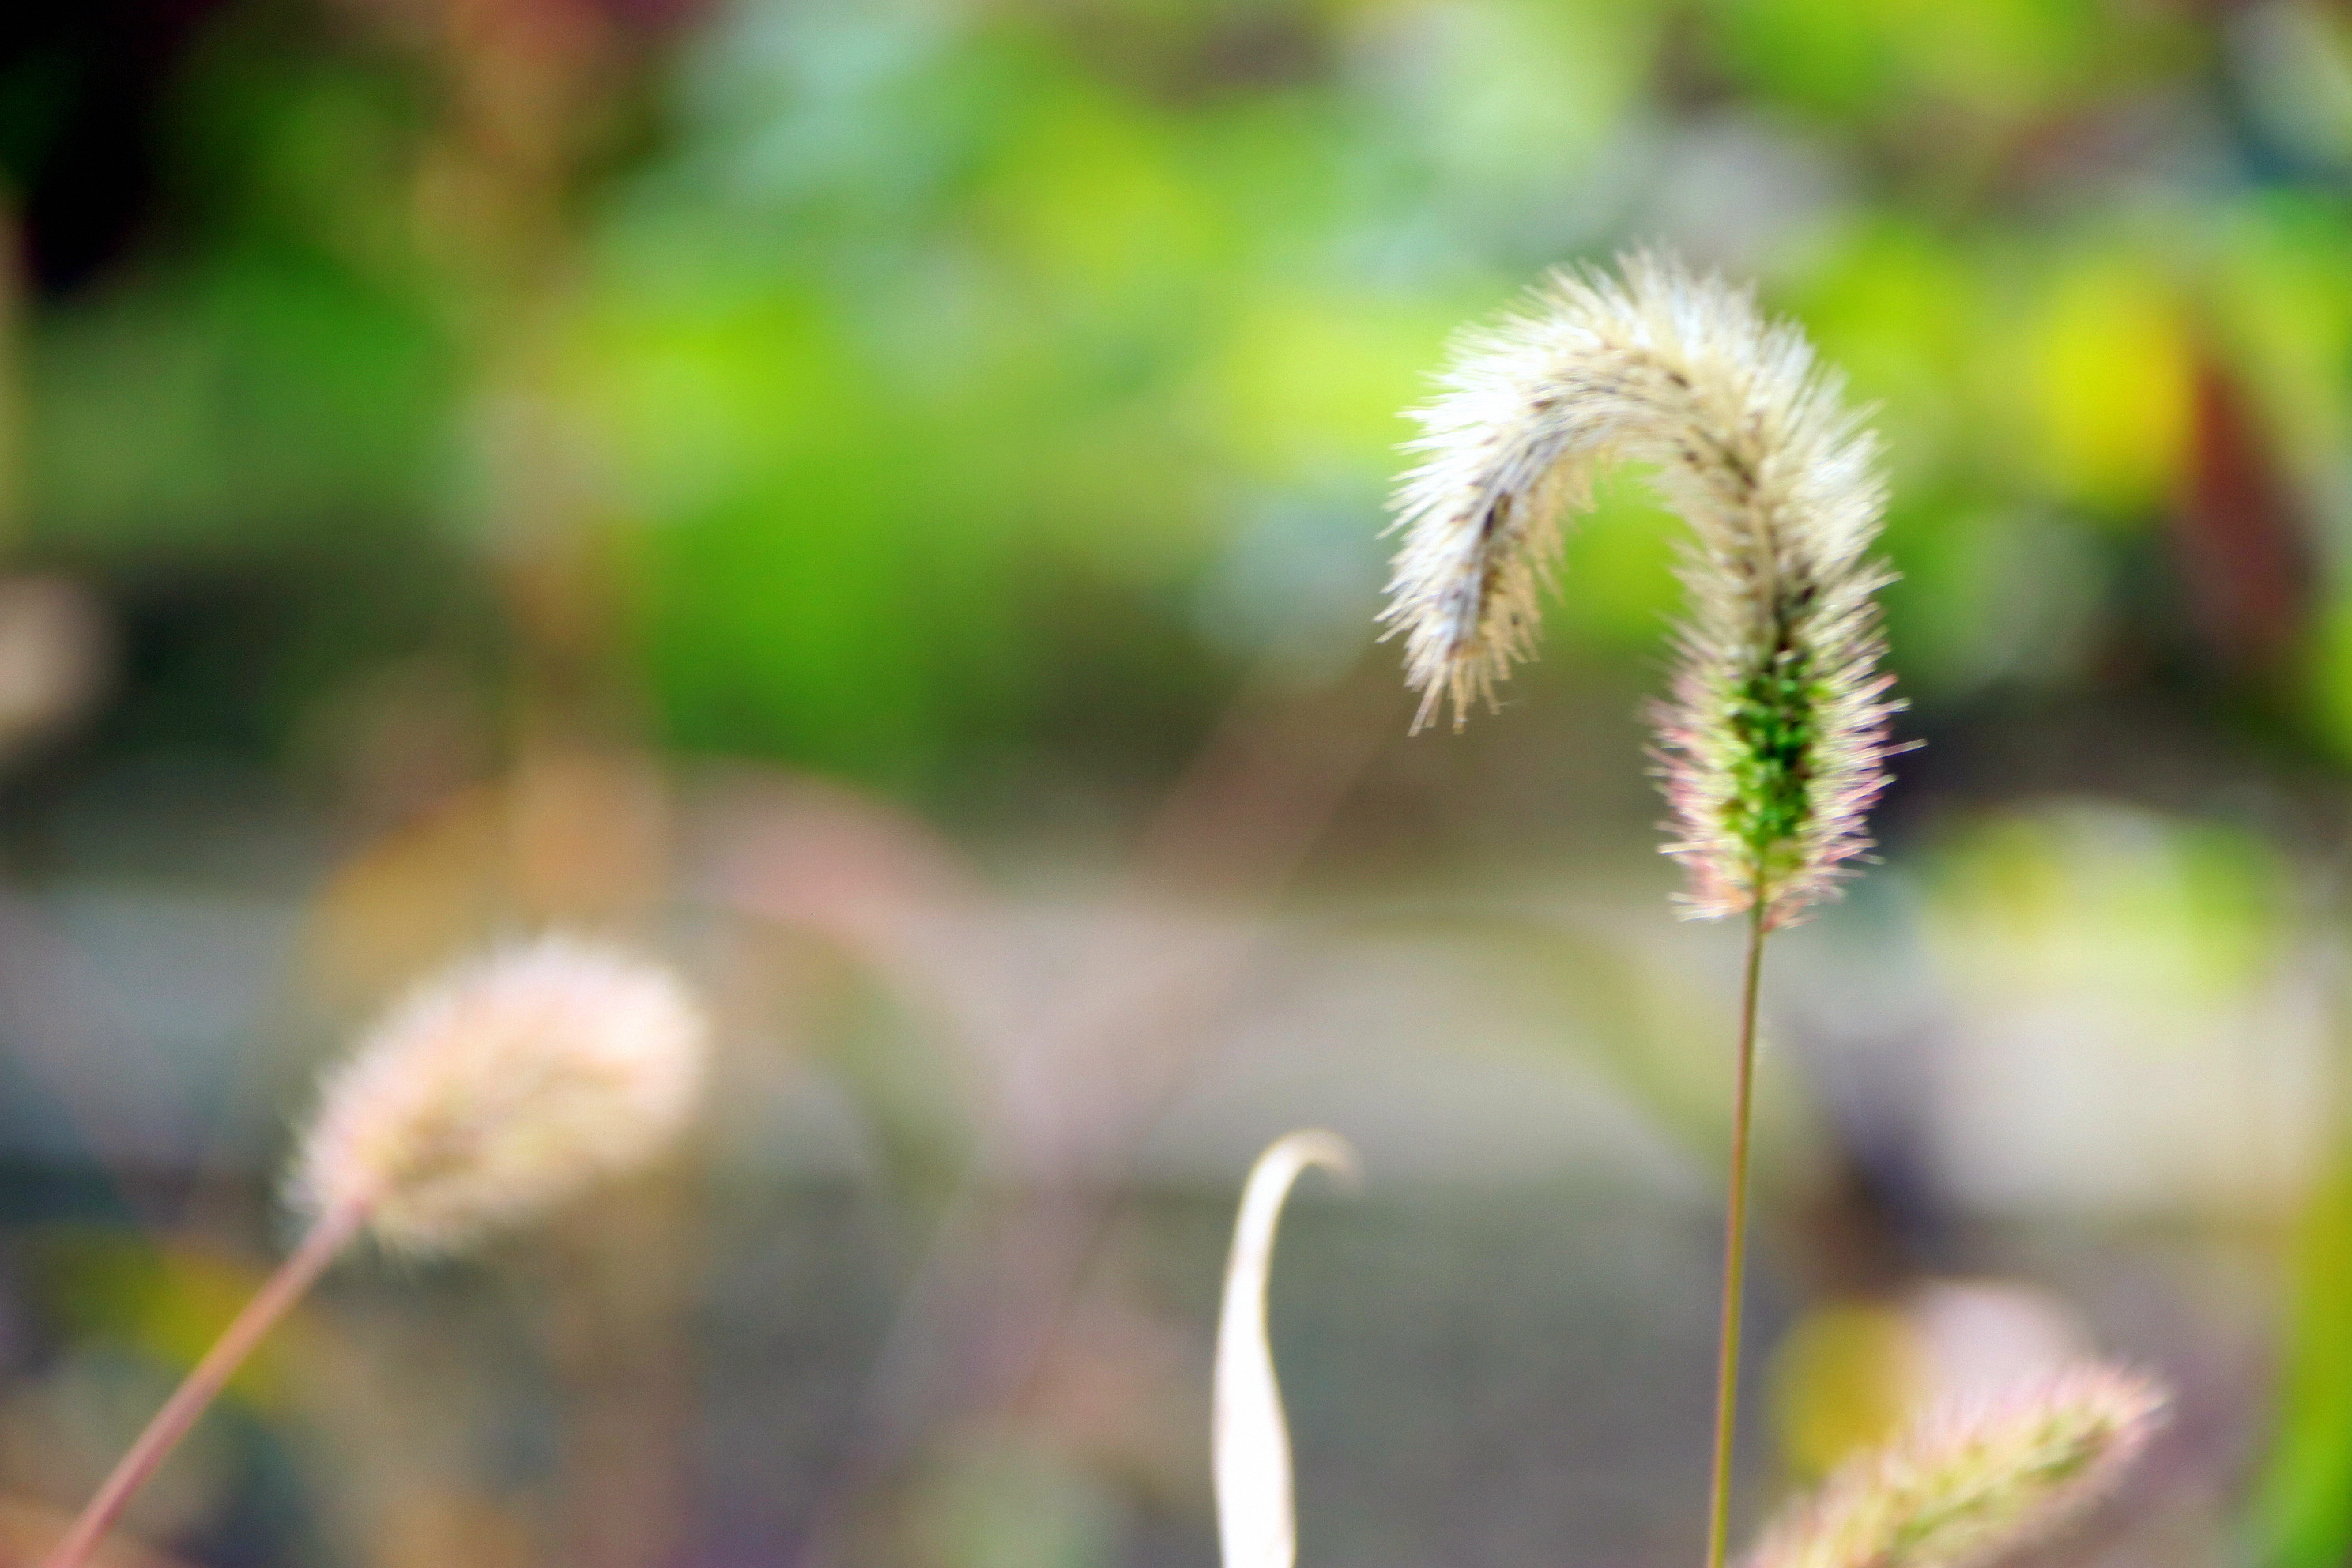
[40,1200,367,1568]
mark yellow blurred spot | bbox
[2026,262,2192,515]
[1770,1300,1925,1479]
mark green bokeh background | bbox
[28,0,2352,791]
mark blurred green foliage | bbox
[13,0,2352,795]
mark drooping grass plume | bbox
[1215,1131,1359,1568]
[1745,1361,2168,1568]
[1381,251,1899,928]
[41,936,707,1568]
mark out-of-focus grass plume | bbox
[289,936,706,1253]
[1745,1362,2166,1568]
[1769,1281,2095,1484]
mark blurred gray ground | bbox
[688,1178,2237,1568]
[0,775,2290,1568]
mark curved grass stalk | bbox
[1215,1130,1359,1568]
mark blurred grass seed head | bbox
[287,935,707,1254]
[1744,1361,2167,1568]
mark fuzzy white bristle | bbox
[1381,251,1901,925]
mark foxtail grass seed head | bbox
[1215,1131,1359,1568]
[1381,251,1902,926]
[288,936,707,1254]
[1745,1361,2168,1568]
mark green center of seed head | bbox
[1724,641,1818,888]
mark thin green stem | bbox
[1704,904,1769,1568]
[41,1200,366,1568]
